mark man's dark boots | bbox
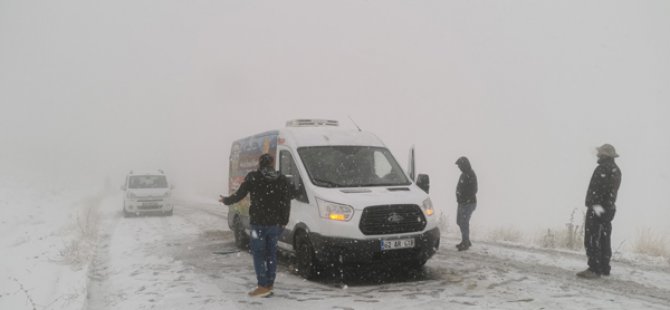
[457,240,471,251]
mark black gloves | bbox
[219,195,232,206]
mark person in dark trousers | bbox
[220,154,294,297]
[577,144,622,279]
[455,156,478,251]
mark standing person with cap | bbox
[577,144,622,279]
[219,153,294,297]
[455,156,478,251]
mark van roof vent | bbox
[387,187,410,192]
[286,119,339,127]
[340,188,372,193]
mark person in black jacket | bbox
[577,144,622,279]
[220,153,294,297]
[455,156,478,251]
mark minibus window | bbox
[280,150,308,203]
[280,151,295,176]
[373,150,392,178]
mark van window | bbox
[279,151,296,176]
[280,150,308,203]
[298,146,410,188]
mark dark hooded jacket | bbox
[456,157,478,204]
[585,157,621,210]
[223,167,293,226]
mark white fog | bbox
[1,1,669,309]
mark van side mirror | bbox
[416,174,430,194]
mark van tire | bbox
[295,233,319,279]
[233,217,249,250]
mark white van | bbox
[226,119,439,278]
[121,170,174,217]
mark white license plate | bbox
[381,238,415,250]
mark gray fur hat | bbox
[596,144,619,158]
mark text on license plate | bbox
[381,238,415,250]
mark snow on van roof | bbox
[281,126,385,148]
[285,119,339,127]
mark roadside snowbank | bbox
[0,176,104,310]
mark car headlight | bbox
[316,197,354,221]
[422,197,434,216]
[127,192,138,199]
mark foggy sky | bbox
[1,0,669,247]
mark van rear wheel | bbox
[295,233,319,279]
[123,207,132,218]
[233,217,249,250]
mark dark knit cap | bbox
[259,154,274,168]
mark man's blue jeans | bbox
[249,225,283,287]
[457,202,477,243]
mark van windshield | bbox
[128,175,168,189]
[298,146,411,188]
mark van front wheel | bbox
[407,258,428,269]
[295,233,319,279]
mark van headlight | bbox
[422,198,434,216]
[127,192,138,199]
[316,197,354,221]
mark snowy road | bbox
[85,195,670,310]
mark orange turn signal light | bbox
[329,214,347,221]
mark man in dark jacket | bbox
[455,156,478,251]
[577,144,622,279]
[220,153,294,297]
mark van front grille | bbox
[359,204,426,235]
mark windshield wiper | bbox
[312,178,340,188]
[355,183,392,187]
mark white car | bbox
[121,170,173,217]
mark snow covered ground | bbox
[2,181,670,310]
[0,176,105,310]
